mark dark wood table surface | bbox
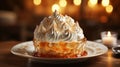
[0,41,120,67]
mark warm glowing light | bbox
[102,0,109,7]
[107,31,111,37]
[33,0,41,6]
[107,51,112,67]
[73,0,81,6]
[59,0,67,7]
[52,4,60,12]
[106,5,113,14]
[88,0,98,7]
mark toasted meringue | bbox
[33,10,87,58]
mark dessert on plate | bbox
[33,10,87,58]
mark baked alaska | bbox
[33,10,87,58]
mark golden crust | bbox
[33,38,87,58]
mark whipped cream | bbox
[34,10,85,42]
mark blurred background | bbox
[0,0,120,41]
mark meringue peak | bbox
[34,11,85,42]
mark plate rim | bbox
[11,41,108,60]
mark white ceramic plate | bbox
[11,41,108,63]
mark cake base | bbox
[33,38,87,58]
[33,51,87,58]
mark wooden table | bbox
[0,41,120,67]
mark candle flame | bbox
[102,0,109,7]
[33,0,41,6]
[73,0,81,6]
[106,5,113,14]
[88,0,98,7]
[107,31,111,37]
